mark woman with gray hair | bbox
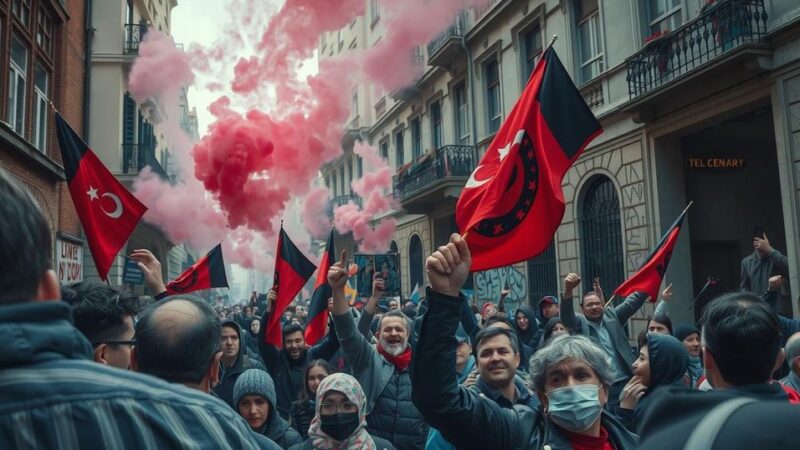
[412,233,638,449]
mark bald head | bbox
[786,332,800,374]
[133,296,221,385]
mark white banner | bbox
[56,238,83,285]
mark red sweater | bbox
[562,426,614,450]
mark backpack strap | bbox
[683,397,755,450]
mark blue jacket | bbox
[0,300,278,450]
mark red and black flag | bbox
[55,112,147,280]
[165,244,228,295]
[614,207,689,301]
[456,47,602,271]
[265,227,317,348]
[304,229,335,346]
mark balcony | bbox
[124,24,148,54]
[393,145,475,214]
[122,143,169,181]
[427,11,468,68]
[625,0,769,111]
[389,48,425,102]
[332,194,363,209]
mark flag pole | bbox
[547,35,558,50]
[602,294,616,309]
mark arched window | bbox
[579,175,624,295]
[408,235,424,291]
[527,240,558,304]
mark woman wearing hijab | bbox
[615,332,689,432]
[289,373,395,450]
[538,317,571,348]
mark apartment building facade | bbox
[321,0,800,333]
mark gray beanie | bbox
[233,369,276,408]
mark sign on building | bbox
[122,257,145,285]
[56,238,83,285]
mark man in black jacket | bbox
[259,290,340,419]
[411,233,637,450]
[214,320,266,407]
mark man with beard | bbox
[328,250,429,450]
[259,290,341,420]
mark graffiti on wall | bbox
[474,265,528,312]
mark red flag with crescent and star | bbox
[614,207,688,302]
[456,48,602,271]
[265,227,317,348]
[304,229,335,346]
[55,112,147,280]
[165,244,229,295]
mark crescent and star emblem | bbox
[464,130,525,189]
[86,186,124,219]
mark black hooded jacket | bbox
[614,333,690,432]
[213,320,266,408]
[512,305,538,349]
[259,406,303,449]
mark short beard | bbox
[379,337,407,356]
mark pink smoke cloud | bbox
[302,186,332,238]
[128,29,194,103]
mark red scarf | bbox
[377,344,412,371]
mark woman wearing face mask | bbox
[290,360,334,441]
[289,373,395,450]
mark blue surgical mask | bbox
[546,384,603,433]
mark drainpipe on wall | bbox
[82,0,94,140]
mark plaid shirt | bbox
[0,301,277,450]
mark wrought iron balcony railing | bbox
[427,12,468,58]
[626,0,768,99]
[393,145,475,200]
[122,143,169,181]
[124,24,148,54]
[332,194,363,209]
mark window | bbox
[347,160,354,188]
[430,101,442,149]
[33,63,49,151]
[527,241,558,304]
[380,139,389,161]
[339,166,346,195]
[395,129,404,167]
[647,0,681,35]
[351,92,359,122]
[37,8,54,57]
[453,83,470,145]
[8,35,28,136]
[12,0,31,26]
[370,0,380,24]
[522,25,543,83]
[411,118,421,159]
[484,58,501,135]
[356,156,363,178]
[579,176,624,295]
[409,235,424,292]
[576,0,604,82]
[331,175,338,197]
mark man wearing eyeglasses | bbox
[62,280,142,369]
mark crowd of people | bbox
[1,166,800,449]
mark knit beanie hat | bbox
[673,323,700,343]
[233,369,276,408]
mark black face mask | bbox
[320,412,360,441]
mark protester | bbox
[328,250,428,450]
[740,230,788,295]
[637,292,799,443]
[425,326,536,450]
[214,320,267,407]
[538,316,571,348]
[61,280,143,369]
[482,315,533,373]
[763,275,800,343]
[674,323,703,388]
[412,233,638,449]
[290,360,335,441]
[248,318,263,357]
[561,272,649,406]
[235,369,304,449]
[512,305,539,349]
[780,331,800,392]
[289,373,396,450]
[260,289,341,419]
[616,332,689,432]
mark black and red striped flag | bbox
[614,206,689,301]
[55,112,147,280]
[456,47,602,271]
[165,244,228,295]
[265,227,317,347]
[304,229,335,345]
